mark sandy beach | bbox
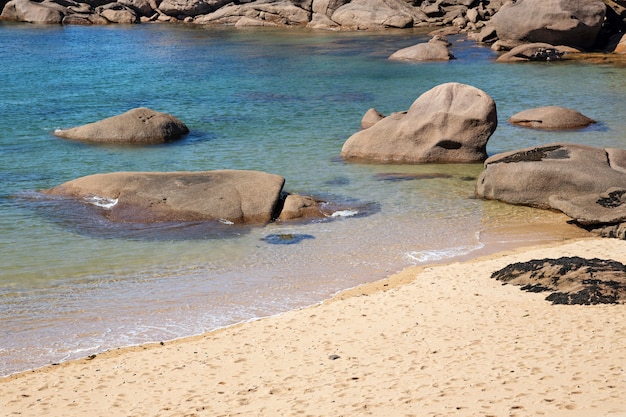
[2,236,626,417]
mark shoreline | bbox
[4,232,625,416]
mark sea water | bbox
[1,22,625,376]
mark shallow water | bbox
[1,22,624,376]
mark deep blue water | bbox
[1,22,624,376]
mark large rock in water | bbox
[340,82,497,163]
[490,0,606,51]
[476,143,626,238]
[388,36,455,62]
[509,106,596,129]
[53,107,189,144]
[476,143,626,210]
[44,170,286,224]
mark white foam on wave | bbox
[330,209,359,218]
[405,242,484,265]
[84,195,118,209]
[219,219,234,225]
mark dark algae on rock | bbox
[491,256,626,305]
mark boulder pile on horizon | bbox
[3,0,626,58]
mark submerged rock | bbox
[491,257,626,304]
[261,233,315,244]
[54,107,189,145]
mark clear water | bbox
[1,22,624,376]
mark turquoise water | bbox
[1,22,624,376]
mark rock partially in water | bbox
[54,107,189,145]
[388,36,455,62]
[509,106,595,130]
[491,256,626,305]
[43,170,286,225]
[341,82,497,164]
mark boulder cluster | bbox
[0,0,507,27]
[2,0,626,53]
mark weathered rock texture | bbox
[53,107,189,144]
[490,0,606,51]
[491,257,626,304]
[509,106,596,129]
[476,143,626,238]
[44,170,287,224]
[341,82,497,163]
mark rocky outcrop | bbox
[1,0,502,29]
[44,170,287,224]
[475,143,626,239]
[490,0,606,51]
[495,42,575,62]
[329,0,422,30]
[41,170,372,227]
[340,82,497,163]
[192,0,311,26]
[509,106,596,129]
[476,143,626,209]
[0,0,142,24]
[388,36,455,61]
[491,256,626,305]
[53,107,189,144]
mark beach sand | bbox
[2,237,626,417]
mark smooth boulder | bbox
[54,107,189,144]
[1,0,65,23]
[476,143,626,210]
[490,0,606,51]
[44,170,286,224]
[330,0,423,29]
[388,36,455,61]
[341,82,497,163]
[509,106,595,129]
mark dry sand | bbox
[2,237,626,417]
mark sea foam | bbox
[84,196,118,209]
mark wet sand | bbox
[2,235,626,417]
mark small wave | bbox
[84,196,118,209]
[330,209,359,218]
[219,219,234,225]
[405,243,484,265]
